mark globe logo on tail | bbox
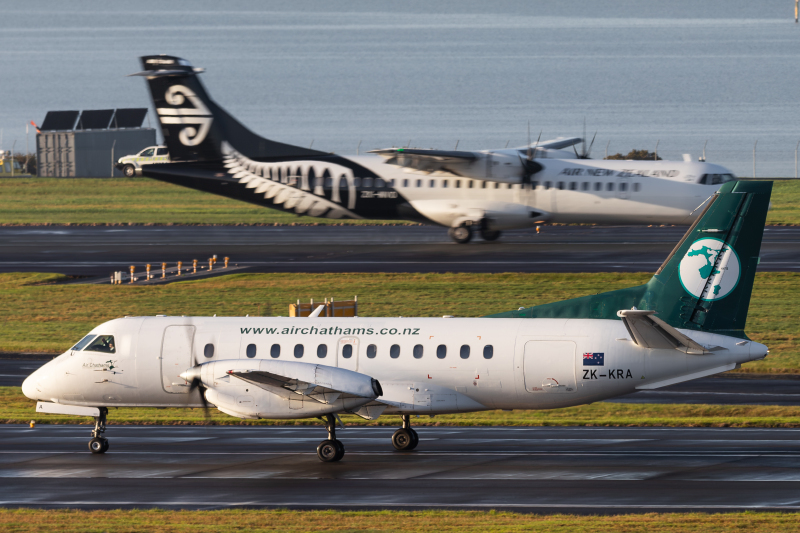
[678,238,741,301]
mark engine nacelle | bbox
[185,359,382,420]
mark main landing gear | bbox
[88,407,109,454]
[448,222,502,243]
[391,414,419,451]
[317,414,345,462]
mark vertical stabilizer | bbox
[134,55,326,162]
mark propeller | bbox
[573,118,596,159]
[519,121,543,185]
[181,365,211,419]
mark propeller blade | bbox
[584,132,597,159]
[582,118,587,156]
[527,121,531,161]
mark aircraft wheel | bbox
[122,164,136,177]
[480,229,501,241]
[333,439,346,461]
[448,224,473,244]
[88,437,108,454]
[392,428,416,451]
[317,439,343,462]
[408,428,419,450]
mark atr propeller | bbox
[519,122,543,185]
[180,365,211,419]
[573,119,596,159]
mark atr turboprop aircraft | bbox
[130,55,737,243]
[25,180,771,462]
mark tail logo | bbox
[678,237,741,301]
[157,85,213,146]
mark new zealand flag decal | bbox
[583,352,604,366]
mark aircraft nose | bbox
[21,370,41,400]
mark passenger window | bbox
[437,345,447,359]
[594,182,602,191]
[362,177,373,188]
[468,180,474,188]
[317,344,327,358]
[367,344,377,359]
[324,177,332,188]
[619,182,627,191]
[294,344,304,358]
[569,182,577,190]
[203,343,214,358]
[607,182,614,191]
[71,334,97,351]
[246,344,257,358]
[483,345,493,359]
[85,335,116,354]
[342,344,353,359]
[416,179,422,187]
[544,181,551,190]
[633,183,641,192]
[413,344,423,359]
[353,177,361,187]
[375,178,385,188]
[460,345,470,359]
[481,181,487,189]
[532,181,539,189]
[271,344,280,358]
[156,147,168,156]
[494,182,500,189]
[402,179,409,188]
[390,344,400,359]
[455,180,461,188]
[581,182,589,191]
[388,179,395,187]
[340,179,347,188]
[442,180,448,188]
[507,183,513,189]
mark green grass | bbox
[1,509,798,532]
[0,177,405,225]
[0,177,798,225]
[5,386,800,428]
[1,271,798,374]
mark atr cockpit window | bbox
[70,334,96,352]
[84,335,116,354]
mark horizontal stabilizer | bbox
[617,309,709,354]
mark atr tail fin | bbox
[491,180,773,338]
[133,55,325,162]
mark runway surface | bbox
[1,225,799,275]
[2,424,800,512]
[4,358,799,404]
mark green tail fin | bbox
[489,180,773,338]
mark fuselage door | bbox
[523,340,577,393]
[617,177,631,200]
[161,325,195,394]
[337,336,359,372]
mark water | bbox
[2,0,800,177]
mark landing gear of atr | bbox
[88,407,109,454]
[448,220,501,244]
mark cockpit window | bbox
[699,173,736,185]
[84,335,116,354]
[71,334,96,352]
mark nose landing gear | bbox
[317,413,345,462]
[88,407,109,454]
[392,414,419,451]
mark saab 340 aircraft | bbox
[130,55,737,243]
[24,180,771,462]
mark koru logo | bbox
[678,237,740,301]
[156,85,213,146]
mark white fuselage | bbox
[23,315,767,419]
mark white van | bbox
[115,146,170,177]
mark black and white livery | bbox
[134,55,737,243]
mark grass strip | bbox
[0,177,798,225]
[1,271,797,374]
[0,177,406,226]
[5,387,800,428]
[0,509,798,532]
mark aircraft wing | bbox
[533,137,582,150]
[616,309,710,355]
[226,363,382,405]
[368,148,478,173]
